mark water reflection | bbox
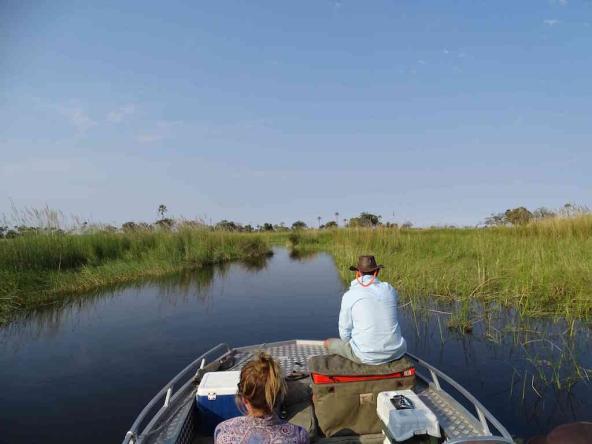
[289,249,320,262]
[2,253,276,345]
[400,302,591,435]
[240,250,274,271]
[0,248,590,444]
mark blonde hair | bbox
[237,352,285,415]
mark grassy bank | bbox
[2,215,591,325]
[0,228,270,323]
[286,215,592,322]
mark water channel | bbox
[0,249,590,443]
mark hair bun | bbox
[239,351,286,415]
[257,351,272,363]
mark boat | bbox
[121,340,514,444]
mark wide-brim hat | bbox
[349,255,384,272]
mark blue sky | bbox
[1,0,591,227]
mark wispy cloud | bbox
[136,120,182,143]
[57,105,97,133]
[550,0,568,6]
[543,19,560,26]
[442,49,466,58]
[107,104,136,123]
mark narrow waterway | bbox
[0,249,590,443]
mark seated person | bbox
[214,352,309,444]
[324,255,407,365]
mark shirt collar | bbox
[350,275,381,287]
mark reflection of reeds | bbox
[398,290,592,388]
[240,250,273,271]
[0,228,271,324]
[288,248,318,262]
[400,298,591,431]
[507,321,592,403]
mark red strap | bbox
[312,367,415,384]
[356,270,377,287]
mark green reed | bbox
[0,228,270,323]
[283,215,592,322]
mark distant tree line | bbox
[0,208,411,238]
[484,203,589,227]
[3,203,589,239]
[0,225,66,239]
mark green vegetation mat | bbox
[282,215,592,323]
[0,229,271,324]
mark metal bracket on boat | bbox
[476,407,492,435]
[429,369,441,390]
[163,387,172,408]
[124,431,136,444]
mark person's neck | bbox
[247,406,269,418]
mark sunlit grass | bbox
[281,215,592,322]
[0,228,271,323]
[2,213,591,325]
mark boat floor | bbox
[192,341,484,443]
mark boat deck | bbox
[229,341,486,442]
[135,340,508,444]
[232,340,327,374]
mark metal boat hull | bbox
[122,340,513,444]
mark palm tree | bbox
[317,216,322,228]
[335,212,340,225]
[157,204,168,219]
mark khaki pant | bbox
[325,338,362,363]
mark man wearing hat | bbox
[324,255,407,365]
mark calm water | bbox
[0,249,590,443]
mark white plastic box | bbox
[196,371,242,433]
[377,390,440,443]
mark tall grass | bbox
[285,215,592,321]
[2,214,591,324]
[0,228,270,323]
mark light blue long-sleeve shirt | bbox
[339,275,407,364]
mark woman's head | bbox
[237,352,285,416]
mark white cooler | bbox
[377,390,440,443]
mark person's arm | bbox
[390,284,399,313]
[338,293,353,341]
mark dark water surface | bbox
[1,249,590,443]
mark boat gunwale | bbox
[122,343,233,444]
[121,340,513,444]
[405,352,513,443]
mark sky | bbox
[1,0,591,228]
